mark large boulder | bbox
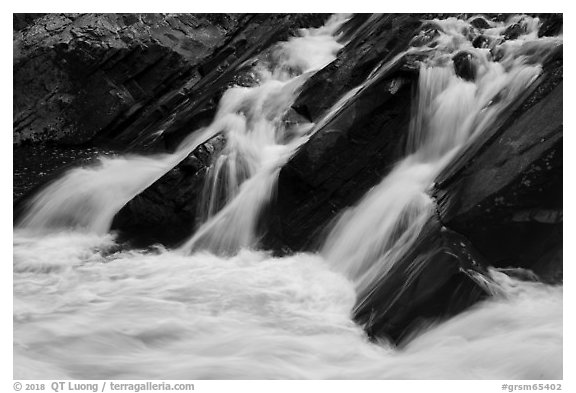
[261,17,426,252]
[262,63,417,252]
[452,51,477,81]
[353,214,490,344]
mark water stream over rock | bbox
[13,14,563,380]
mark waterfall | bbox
[322,15,561,295]
[13,14,562,380]
[180,14,350,254]
[15,14,350,237]
[15,129,216,234]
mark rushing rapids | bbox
[14,14,562,379]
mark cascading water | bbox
[16,127,218,234]
[13,14,562,380]
[322,15,562,295]
[181,15,349,254]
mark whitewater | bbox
[13,14,562,379]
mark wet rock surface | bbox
[111,134,226,247]
[262,65,417,252]
[261,15,424,252]
[14,14,240,146]
[13,13,327,148]
[452,51,476,81]
[354,215,490,344]
[290,14,422,123]
[433,73,563,283]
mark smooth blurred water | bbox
[322,15,561,296]
[13,14,563,380]
[13,231,562,379]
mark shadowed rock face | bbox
[13,13,327,148]
[354,214,490,344]
[13,14,47,31]
[433,56,563,283]
[262,65,417,252]
[14,14,241,146]
[261,16,424,252]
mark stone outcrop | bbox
[261,15,424,252]
[354,214,490,344]
[13,13,326,148]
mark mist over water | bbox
[14,14,562,380]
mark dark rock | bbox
[111,133,226,247]
[290,14,422,124]
[13,13,246,147]
[433,63,563,283]
[13,14,47,31]
[538,14,562,37]
[452,51,476,81]
[472,35,490,49]
[13,14,329,149]
[262,61,417,252]
[354,214,490,344]
[470,17,491,29]
[257,15,431,252]
[503,23,525,40]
